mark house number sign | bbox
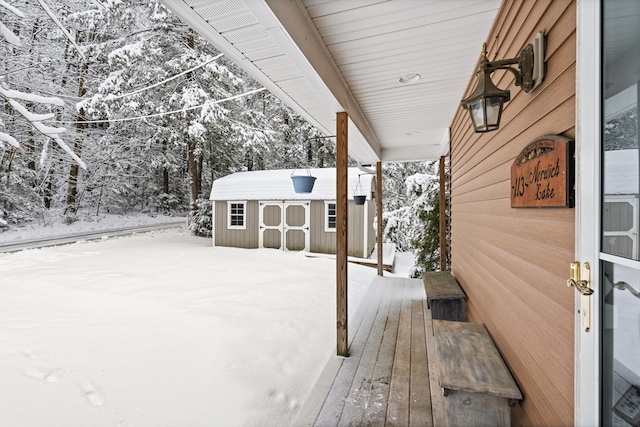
[511,135,574,208]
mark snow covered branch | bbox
[0,85,86,169]
[0,0,25,46]
[36,0,86,59]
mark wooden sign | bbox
[511,135,574,208]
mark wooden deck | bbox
[293,276,445,427]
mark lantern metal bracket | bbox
[477,40,537,94]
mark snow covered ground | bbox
[0,226,406,427]
[0,213,187,245]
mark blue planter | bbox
[354,195,366,205]
[291,175,316,193]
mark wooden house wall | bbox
[449,1,576,426]
[213,200,259,248]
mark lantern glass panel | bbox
[469,100,486,129]
[485,97,503,127]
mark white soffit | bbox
[161,0,500,162]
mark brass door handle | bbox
[569,262,592,332]
[567,278,594,295]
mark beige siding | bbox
[450,1,575,426]
[348,202,365,257]
[310,200,336,254]
[213,201,259,249]
[309,200,370,257]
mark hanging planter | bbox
[291,170,316,193]
[353,175,367,205]
[353,195,366,205]
[291,139,317,193]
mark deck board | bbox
[386,282,412,426]
[409,284,432,426]
[296,276,435,427]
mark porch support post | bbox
[376,162,383,276]
[439,156,446,271]
[336,112,349,357]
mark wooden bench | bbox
[422,272,466,321]
[433,320,522,427]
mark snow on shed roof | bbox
[604,149,639,195]
[209,168,374,201]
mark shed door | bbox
[259,202,283,249]
[259,201,310,251]
[283,202,310,251]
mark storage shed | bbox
[209,167,376,258]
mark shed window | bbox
[228,201,246,229]
[325,201,337,232]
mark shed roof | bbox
[209,167,374,201]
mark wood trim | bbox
[211,200,216,247]
[376,162,383,276]
[439,156,446,271]
[337,111,349,357]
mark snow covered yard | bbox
[0,229,377,427]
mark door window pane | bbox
[602,3,640,426]
[601,261,640,427]
[602,0,640,262]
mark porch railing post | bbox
[376,161,383,276]
[336,112,349,357]
[439,156,447,271]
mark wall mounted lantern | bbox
[461,32,545,132]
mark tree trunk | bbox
[185,31,199,221]
[187,139,198,217]
[197,153,203,196]
[65,61,88,214]
[65,28,93,215]
[26,21,40,174]
[162,139,169,193]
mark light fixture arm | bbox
[480,43,535,93]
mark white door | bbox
[576,1,640,425]
[283,201,310,252]
[259,201,283,249]
[259,201,310,251]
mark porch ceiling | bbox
[161,0,501,163]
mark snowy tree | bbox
[382,160,444,276]
[1,0,94,225]
[0,0,85,168]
